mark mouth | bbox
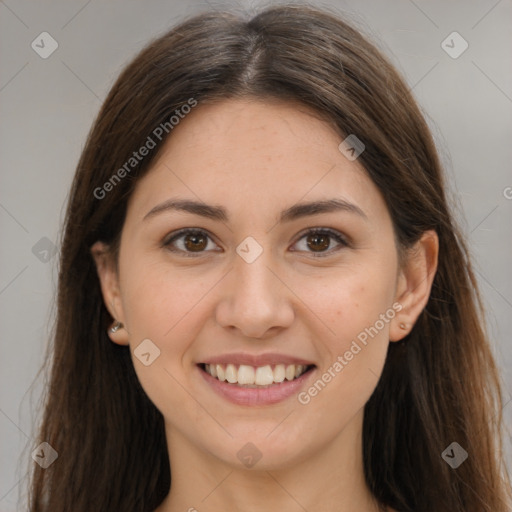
[197,361,317,405]
[199,362,315,388]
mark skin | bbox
[92,99,438,512]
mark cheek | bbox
[294,265,396,405]
[121,257,217,341]
[119,261,215,420]
[303,266,396,346]
[291,282,393,460]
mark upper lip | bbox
[200,352,315,367]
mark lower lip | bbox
[198,365,316,406]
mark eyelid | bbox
[162,228,221,257]
[290,227,349,257]
[162,227,349,257]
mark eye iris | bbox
[307,233,330,252]
[184,232,207,251]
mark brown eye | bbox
[292,228,348,257]
[183,232,208,252]
[306,233,331,252]
[164,229,218,256]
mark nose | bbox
[214,249,295,339]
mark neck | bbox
[155,410,385,512]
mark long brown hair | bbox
[27,4,511,511]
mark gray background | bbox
[1,0,511,509]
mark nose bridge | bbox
[214,241,294,337]
[231,244,280,309]
[237,248,274,292]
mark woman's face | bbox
[95,99,414,471]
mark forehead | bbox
[126,99,388,225]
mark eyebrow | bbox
[143,198,368,223]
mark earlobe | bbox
[390,230,439,342]
[90,241,130,346]
[107,319,129,345]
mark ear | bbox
[390,230,439,342]
[90,241,129,346]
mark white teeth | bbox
[273,364,285,383]
[204,363,310,386]
[237,364,255,384]
[225,364,237,383]
[255,365,274,386]
[216,364,226,382]
[285,364,295,381]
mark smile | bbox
[202,363,312,387]
[198,362,316,406]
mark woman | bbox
[28,4,511,511]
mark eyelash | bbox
[162,227,349,258]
